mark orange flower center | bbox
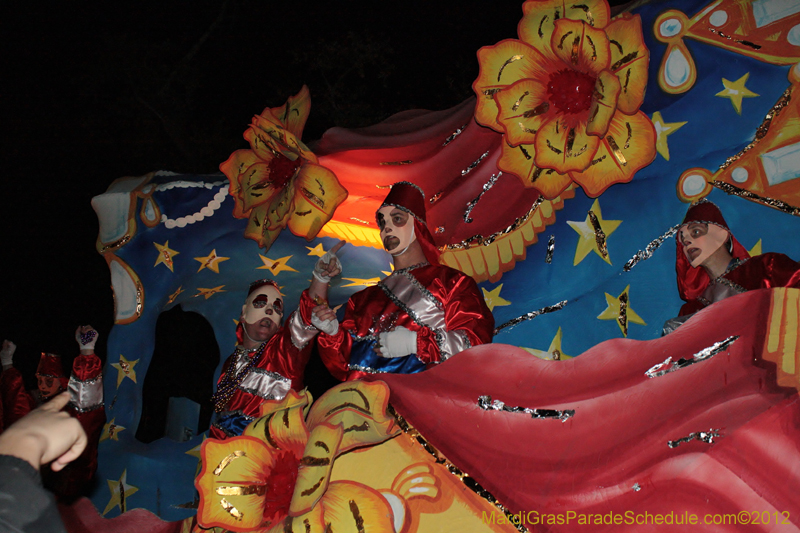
[269,155,302,190]
[547,69,596,114]
[261,450,299,524]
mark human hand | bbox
[375,326,417,358]
[75,325,98,353]
[0,392,87,471]
[1,339,16,368]
[311,304,339,336]
[312,241,345,283]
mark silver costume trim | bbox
[69,402,104,413]
[439,330,472,360]
[68,373,103,410]
[230,351,291,401]
[287,310,318,349]
[349,364,392,374]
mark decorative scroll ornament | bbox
[473,0,656,199]
[220,86,348,250]
[478,395,575,422]
[196,382,400,532]
[654,1,800,95]
[646,336,739,378]
[677,68,800,212]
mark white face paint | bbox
[377,206,416,256]
[241,284,284,343]
[679,222,729,268]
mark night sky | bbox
[0,1,629,380]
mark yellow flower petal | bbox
[520,0,611,53]
[605,14,649,115]
[586,70,621,137]
[238,162,282,213]
[473,40,550,130]
[495,78,553,146]
[319,482,395,532]
[534,116,600,173]
[220,149,261,218]
[281,503,326,533]
[264,85,312,140]
[287,163,349,241]
[498,140,573,198]
[571,110,656,196]
[289,423,344,515]
[550,19,610,76]
[245,390,311,458]
[195,437,275,531]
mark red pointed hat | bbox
[676,200,749,302]
[36,352,64,378]
[378,181,440,265]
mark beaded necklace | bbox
[211,342,267,412]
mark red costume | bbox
[676,201,800,316]
[210,290,319,439]
[0,367,36,433]
[318,182,494,381]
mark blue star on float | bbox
[567,199,621,266]
[597,285,646,337]
[110,355,138,388]
[652,111,687,161]
[482,284,511,312]
[103,469,139,515]
[716,73,758,114]
[258,255,298,275]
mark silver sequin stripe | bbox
[348,364,394,374]
[287,310,318,349]
[69,402,104,413]
[68,375,103,410]
[395,270,443,310]
[376,282,447,355]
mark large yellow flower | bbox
[195,382,399,532]
[473,0,655,199]
[220,86,348,250]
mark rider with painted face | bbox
[665,199,800,333]
[317,181,494,381]
[210,246,343,439]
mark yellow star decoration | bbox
[716,73,758,115]
[194,249,230,273]
[332,304,344,314]
[103,469,139,516]
[195,285,226,300]
[381,264,395,277]
[482,284,511,312]
[153,241,179,272]
[110,355,138,388]
[597,285,646,337]
[523,327,572,361]
[651,111,687,161]
[306,243,327,257]
[166,286,184,305]
[342,277,381,288]
[100,418,125,442]
[567,199,621,266]
[186,437,206,475]
[749,239,762,257]
[258,255,298,275]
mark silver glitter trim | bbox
[714,181,800,217]
[478,395,574,422]
[396,270,444,310]
[461,151,490,177]
[645,336,739,378]
[623,225,680,271]
[248,367,290,382]
[442,123,469,147]
[348,364,393,374]
[545,235,555,264]
[391,262,429,275]
[493,300,568,335]
[715,275,747,294]
[378,280,434,331]
[668,428,722,449]
[70,374,103,385]
[69,402,104,413]
[238,386,279,400]
[464,172,501,223]
[632,483,641,492]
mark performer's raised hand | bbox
[311,304,339,336]
[75,325,98,353]
[312,240,345,283]
[375,326,417,358]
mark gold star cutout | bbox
[567,199,621,266]
[381,264,395,277]
[306,243,326,257]
[651,111,687,161]
[100,419,125,442]
[195,285,226,299]
[597,285,646,337]
[716,73,758,114]
[257,255,298,275]
[110,355,139,388]
[482,284,511,311]
[166,286,184,305]
[103,469,139,516]
[332,304,344,314]
[524,327,572,361]
[194,249,230,273]
[749,239,762,257]
[153,241,179,272]
[342,277,381,288]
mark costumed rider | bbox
[209,245,343,439]
[663,199,800,334]
[317,181,494,381]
